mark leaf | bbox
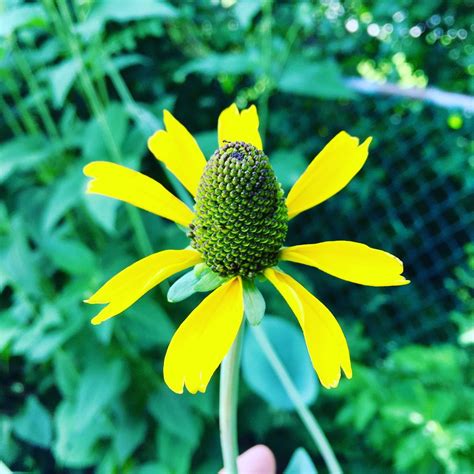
[284,448,318,474]
[271,150,307,191]
[41,167,84,233]
[0,461,13,474]
[13,396,52,448]
[148,388,203,447]
[54,401,112,467]
[278,58,355,99]
[54,351,80,399]
[243,279,265,326]
[113,407,147,464]
[174,51,260,82]
[77,0,177,38]
[0,219,41,297]
[233,0,262,29]
[195,131,218,159]
[74,359,129,430]
[122,296,175,349]
[48,59,81,108]
[157,430,195,474]
[0,4,46,37]
[0,136,51,183]
[242,316,319,410]
[83,193,120,234]
[42,236,96,275]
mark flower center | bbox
[189,141,288,278]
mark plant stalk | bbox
[253,325,343,474]
[219,323,245,474]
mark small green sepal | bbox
[167,264,229,303]
[167,269,200,302]
[243,279,266,326]
[193,266,229,291]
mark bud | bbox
[189,141,288,278]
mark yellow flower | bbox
[84,103,409,394]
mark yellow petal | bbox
[286,132,372,219]
[281,241,410,286]
[84,161,195,227]
[85,249,202,325]
[218,103,263,150]
[147,110,206,196]
[264,268,351,388]
[164,277,244,394]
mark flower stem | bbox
[253,325,343,474]
[219,322,245,474]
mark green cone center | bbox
[189,141,288,278]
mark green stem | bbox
[4,74,40,135]
[219,323,245,474]
[258,0,273,142]
[253,326,343,474]
[0,92,24,136]
[44,0,153,256]
[103,54,193,207]
[12,36,61,141]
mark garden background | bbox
[0,0,473,472]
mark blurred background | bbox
[0,0,473,472]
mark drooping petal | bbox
[264,268,351,389]
[286,132,372,219]
[218,103,263,150]
[280,241,410,287]
[84,161,195,227]
[164,277,244,394]
[85,249,202,325]
[148,110,207,196]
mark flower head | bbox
[84,103,409,394]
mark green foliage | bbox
[0,0,471,472]
[329,341,474,473]
[242,316,319,410]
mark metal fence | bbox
[288,94,472,352]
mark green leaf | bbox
[0,136,51,183]
[243,279,265,326]
[41,168,84,233]
[242,316,318,410]
[174,51,259,82]
[78,0,177,38]
[83,193,120,234]
[0,461,13,474]
[284,448,318,474]
[148,388,202,447]
[54,351,80,398]
[113,407,147,464]
[0,4,46,37]
[13,396,52,448]
[233,0,262,29]
[157,430,195,474]
[271,150,307,191]
[42,236,96,275]
[48,59,81,108]
[54,400,112,467]
[74,359,129,430]
[167,269,200,302]
[278,58,355,99]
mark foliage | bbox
[0,0,472,472]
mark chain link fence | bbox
[286,95,472,352]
